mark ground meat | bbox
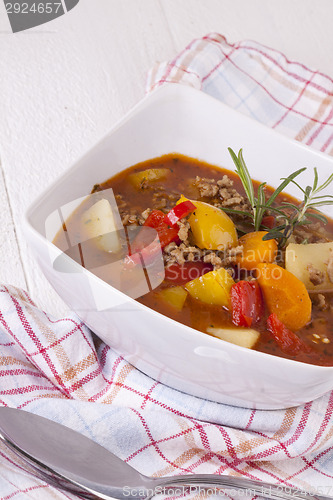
[140,208,151,222]
[292,227,312,243]
[152,195,167,210]
[314,294,328,311]
[194,176,219,197]
[204,245,243,268]
[217,175,234,189]
[307,264,325,286]
[203,252,222,267]
[121,214,130,225]
[327,251,333,283]
[116,194,130,222]
[164,245,185,265]
[152,191,179,211]
[194,175,237,198]
[164,242,203,266]
[115,194,127,210]
[193,175,250,213]
[194,175,252,221]
[121,207,151,226]
[218,189,246,208]
[293,224,331,244]
[182,246,202,262]
[121,213,140,226]
[177,219,190,245]
[220,245,244,266]
[164,240,243,270]
[164,241,178,254]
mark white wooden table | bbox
[0,0,333,317]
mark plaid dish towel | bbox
[1,35,333,499]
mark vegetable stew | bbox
[54,153,333,366]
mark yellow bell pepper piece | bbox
[156,286,188,312]
[177,196,237,251]
[185,268,235,307]
[128,168,169,189]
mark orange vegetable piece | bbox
[237,231,277,270]
[256,263,312,331]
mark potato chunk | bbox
[207,326,260,349]
[285,242,333,291]
[81,199,121,253]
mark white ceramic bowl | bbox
[24,84,333,409]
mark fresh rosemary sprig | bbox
[224,148,333,247]
[226,148,306,231]
[262,167,333,246]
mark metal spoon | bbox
[0,407,328,500]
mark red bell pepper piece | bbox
[165,200,196,227]
[164,261,213,284]
[143,210,179,248]
[230,280,263,327]
[267,313,310,355]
